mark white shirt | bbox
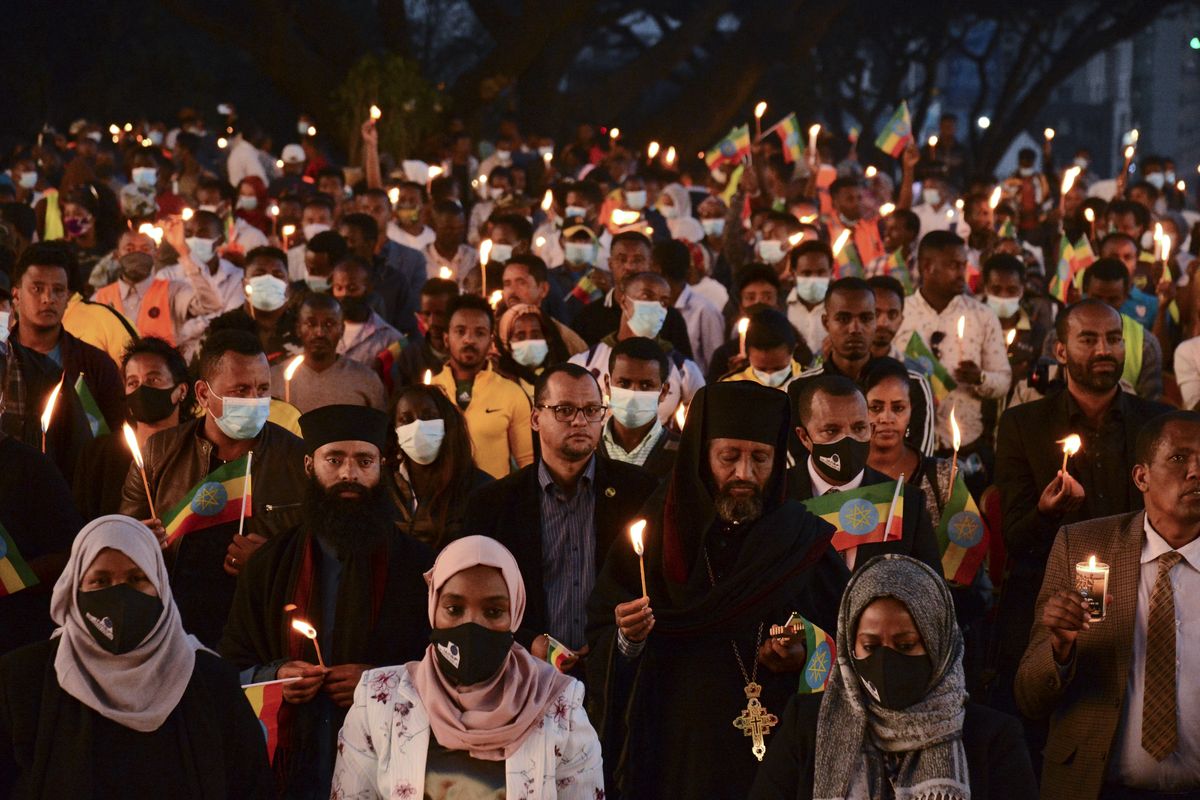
[786,296,827,356]
[231,218,268,251]
[1109,517,1200,789]
[387,222,435,252]
[225,135,268,187]
[570,339,704,425]
[1175,336,1200,410]
[674,284,725,375]
[893,291,1011,449]
[912,202,961,240]
[287,244,308,282]
[423,242,479,284]
[691,276,729,315]
[807,458,867,570]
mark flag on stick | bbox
[874,101,912,158]
[802,481,905,553]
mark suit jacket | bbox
[1015,511,1145,800]
[786,464,942,572]
[461,455,659,646]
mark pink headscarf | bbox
[407,535,572,761]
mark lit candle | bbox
[956,314,965,342]
[1084,207,1096,241]
[1043,127,1055,142]
[665,146,676,166]
[1060,166,1081,214]
[878,202,895,217]
[799,214,818,225]
[787,231,805,248]
[629,519,648,598]
[948,407,961,500]
[864,165,877,179]
[422,369,432,385]
[40,377,64,453]
[541,189,554,214]
[427,165,444,182]
[122,422,158,520]
[137,223,163,246]
[1074,555,1110,621]
[647,141,660,160]
[479,239,493,296]
[831,228,851,260]
[217,137,228,149]
[988,185,1002,210]
[283,355,305,404]
[737,317,750,358]
[1161,234,1173,281]
[1059,433,1081,473]
[281,223,295,251]
[438,266,453,280]
[534,235,546,249]
[291,619,326,668]
[610,127,620,140]
[387,187,400,205]
[1005,328,1017,349]
[611,208,640,227]
[808,124,821,160]
[928,134,939,157]
[1178,179,1187,194]
[181,207,194,222]
[674,403,688,430]
[489,289,503,309]
[754,101,767,139]
[306,125,317,137]
[369,104,382,122]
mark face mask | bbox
[186,236,217,264]
[807,433,870,483]
[488,187,505,201]
[297,121,310,135]
[119,252,155,283]
[340,295,371,323]
[86,131,102,143]
[126,383,178,424]
[488,243,513,263]
[302,223,331,242]
[564,241,596,265]
[65,216,92,237]
[236,195,258,211]
[565,205,587,220]
[131,167,157,189]
[756,239,786,264]
[701,218,725,237]
[76,583,163,655]
[495,149,512,165]
[207,386,270,440]
[1141,230,1155,251]
[923,188,942,207]
[246,274,288,311]
[1165,170,1176,185]
[198,204,220,214]
[1018,166,1035,178]
[659,204,680,220]
[305,275,331,292]
[430,622,513,686]
[852,646,934,710]
[148,130,164,147]
[17,171,37,189]
[609,386,659,428]
[753,365,793,388]
[627,300,667,338]
[396,418,445,465]
[396,207,420,224]
[625,190,647,211]
[1146,172,1165,189]
[1074,157,1089,170]
[794,276,830,305]
[511,338,548,367]
[986,295,1021,319]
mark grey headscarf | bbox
[50,515,206,732]
[813,555,970,800]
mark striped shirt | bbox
[602,418,665,467]
[538,458,597,650]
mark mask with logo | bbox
[565,205,587,220]
[923,188,942,207]
[76,583,163,655]
[756,239,786,264]
[119,252,155,283]
[186,236,217,265]
[430,622,513,686]
[131,167,157,189]
[207,386,270,440]
[625,190,647,211]
[986,295,1021,319]
[305,275,331,292]
[488,243,514,263]
[396,418,446,465]
[627,300,667,338]
[701,218,725,238]
[511,338,548,367]
[609,386,659,428]
[246,274,288,312]
[752,365,793,388]
[793,276,830,305]
[126,384,178,424]
[17,171,37,189]
[1146,172,1165,189]
[236,195,258,211]
[340,296,371,323]
[302,223,331,242]
[807,433,870,483]
[564,242,596,266]
[852,646,933,710]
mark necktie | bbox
[1142,551,1184,761]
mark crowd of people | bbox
[0,105,1197,800]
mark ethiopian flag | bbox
[937,473,988,586]
[802,480,904,553]
[569,272,604,305]
[705,124,752,169]
[1048,235,1075,303]
[885,250,915,295]
[544,635,574,672]
[874,101,912,159]
[997,218,1016,239]
[765,113,803,163]
[163,454,252,545]
[834,235,864,278]
[904,332,957,402]
[243,678,290,763]
[1071,235,1096,289]
[775,612,837,695]
[74,374,109,438]
[0,521,38,597]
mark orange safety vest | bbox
[93,279,175,345]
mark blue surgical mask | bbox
[757,239,786,264]
[236,195,258,211]
[246,274,288,311]
[185,236,217,264]
[794,276,830,305]
[627,300,667,338]
[609,386,659,428]
[511,338,548,367]
[17,171,37,189]
[306,275,331,292]
[701,218,725,237]
[1146,172,1165,189]
[752,365,793,388]
[207,385,270,440]
[564,242,596,265]
[565,205,587,219]
[624,190,647,211]
[131,167,157,189]
[923,188,942,207]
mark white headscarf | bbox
[50,515,206,732]
[660,183,705,243]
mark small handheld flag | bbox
[1048,235,1075,303]
[937,473,989,586]
[74,374,109,438]
[705,125,752,169]
[802,481,904,553]
[242,677,297,763]
[162,454,252,545]
[544,634,575,672]
[0,522,38,597]
[904,332,957,402]
[885,250,915,295]
[764,113,803,163]
[569,272,605,305]
[874,101,912,159]
[770,612,836,694]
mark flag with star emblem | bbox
[904,332,957,402]
[163,454,252,545]
[937,473,989,586]
[705,124,752,169]
[773,612,837,695]
[0,521,38,596]
[802,481,904,553]
[874,101,912,159]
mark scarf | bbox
[813,555,970,800]
[49,515,206,732]
[408,535,571,760]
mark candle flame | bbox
[388,187,400,205]
[737,317,750,335]
[988,185,1002,210]
[754,101,767,120]
[422,369,432,385]
[1059,433,1082,457]
[646,141,660,160]
[137,223,163,246]
[1084,207,1095,223]
[217,137,228,149]
[878,203,895,217]
[479,238,493,266]
[534,235,546,248]
[928,134,938,148]
[675,403,688,429]
[665,146,676,165]
[1154,222,1163,244]
[306,125,316,137]
[809,123,821,138]
[121,422,144,468]
[1130,129,1140,144]
[950,407,961,451]
[41,377,64,434]
[542,151,552,165]
[124,122,133,132]
[799,214,818,224]
[438,266,452,280]
[955,198,965,211]
[611,208,641,226]
[1044,127,1056,141]
[1161,235,1172,263]
[1088,554,1097,569]
[1061,166,1081,196]
[291,619,317,640]
[489,289,503,309]
[369,104,382,121]
[864,165,877,179]
[541,189,553,212]
[957,315,965,339]
[276,159,284,169]
[630,519,646,556]
[1178,179,1186,193]
[1124,145,1135,160]
[428,165,444,181]
[831,228,851,257]
[787,231,805,247]
[281,224,296,238]
[284,354,305,381]
[1006,328,1017,347]
[181,207,194,221]
[108,124,120,135]
[609,127,620,140]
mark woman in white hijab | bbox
[0,515,272,798]
[658,182,706,243]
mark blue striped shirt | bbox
[538,458,596,650]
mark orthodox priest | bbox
[586,381,849,799]
[220,405,433,800]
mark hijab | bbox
[660,183,705,243]
[50,515,206,733]
[813,555,969,800]
[407,535,572,761]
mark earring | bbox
[905,426,911,437]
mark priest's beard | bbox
[713,480,764,526]
[303,475,392,557]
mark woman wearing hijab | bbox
[657,182,705,243]
[492,302,571,400]
[750,555,1035,799]
[333,535,603,798]
[0,515,272,798]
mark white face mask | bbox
[198,204,220,214]
[985,295,1021,319]
[236,195,258,211]
[1018,166,1035,178]
[1074,157,1089,170]
[624,190,647,211]
[488,186,505,201]
[1146,172,1165,189]
[701,218,725,237]
[564,241,596,265]
[565,205,587,220]
[752,365,793,388]
[659,203,680,220]
[131,167,157,189]
[17,171,37,189]
[488,243,513,263]
[626,300,668,338]
[396,418,445,465]
[495,149,512,165]
[297,121,311,136]
[923,188,942,207]
[793,276,830,305]
[756,239,786,264]
[511,338,548,367]
[609,386,660,428]
[246,274,288,311]
[302,223,331,242]
[186,236,217,264]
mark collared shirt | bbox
[538,458,597,650]
[673,283,725,375]
[785,296,827,356]
[1065,391,1129,520]
[1109,516,1200,789]
[602,418,664,467]
[806,457,865,496]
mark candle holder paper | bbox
[1074,559,1109,621]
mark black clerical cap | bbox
[702,381,787,446]
[299,404,389,453]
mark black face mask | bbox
[76,583,163,655]
[808,433,871,484]
[119,252,155,283]
[341,296,371,323]
[852,646,933,710]
[430,622,513,686]
[126,384,178,424]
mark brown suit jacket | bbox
[1015,510,1144,800]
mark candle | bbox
[629,519,648,598]
[427,165,444,182]
[787,231,805,248]
[284,355,305,404]
[647,141,660,160]
[988,185,1002,210]
[122,422,158,520]
[956,314,965,342]
[535,236,546,249]
[928,134,939,158]
[754,101,767,139]
[1178,179,1187,194]
[1005,328,1017,349]
[948,407,961,502]
[1074,555,1110,621]
[864,165,877,179]
[737,317,750,358]
[489,289,503,309]
[1161,234,1173,281]
[281,223,295,251]
[137,223,163,246]
[422,369,432,385]
[878,202,895,217]
[609,127,620,141]
[479,239,493,295]
[181,207,194,222]
[291,618,326,668]
[1084,207,1096,241]
[387,187,400,205]
[268,203,280,219]
[1060,166,1081,213]
[1044,127,1056,142]
[808,124,821,160]
[306,125,317,137]
[675,403,688,430]
[831,228,851,259]
[541,189,554,214]
[664,146,676,166]
[369,104,382,121]
[611,208,641,227]
[1059,433,1081,473]
[438,266,453,280]
[40,376,64,453]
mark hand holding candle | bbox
[1059,433,1081,473]
[947,407,961,503]
[291,619,326,668]
[629,519,648,598]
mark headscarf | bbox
[660,183,705,243]
[50,515,207,733]
[496,303,542,348]
[813,555,969,800]
[235,175,272,234]
[407,535,572,761]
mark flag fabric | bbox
[569,273,605,305]
[765,113,803,163]
[775,612,837,695]
[0,521,38,597]
[1048,235,1074,303]
[1070,235,1096,289]
[904,332,957,402]
[242,678,290,763]
[937,473,989,586]
[874,101,912,159]
[885,250,915,295]
[802,480,904,553]
[705,125,752,169]
[997,218,1017,239]
[544,635,574,672]
[74,374,109,438]
[833,234,864,278]
[163,454,252,545]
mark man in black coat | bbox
[462,362,659,669]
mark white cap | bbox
[281,144,306,164]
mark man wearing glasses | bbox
[462,362,659,677]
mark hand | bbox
[224,533,268,576]
[615,597,654,643]
[902,142,920,171]
[1042,590,1090,664]
[277,660,328,704]
[1037,470,1085,515]
[360,120,378,149]
[953,360,982,386]
[530,634,549,660]
[142,518,167,549]
[1157,278,1176,305]
[588,268,612,294]
[757,634,808,674]
[162,216,187,258]
[323,663,372,708]
[739,164,761,197]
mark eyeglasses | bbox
[930,331,946,361]
[536,403,608,423]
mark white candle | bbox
[1074,555,1109,621]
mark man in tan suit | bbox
[1016,410,1200,799]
